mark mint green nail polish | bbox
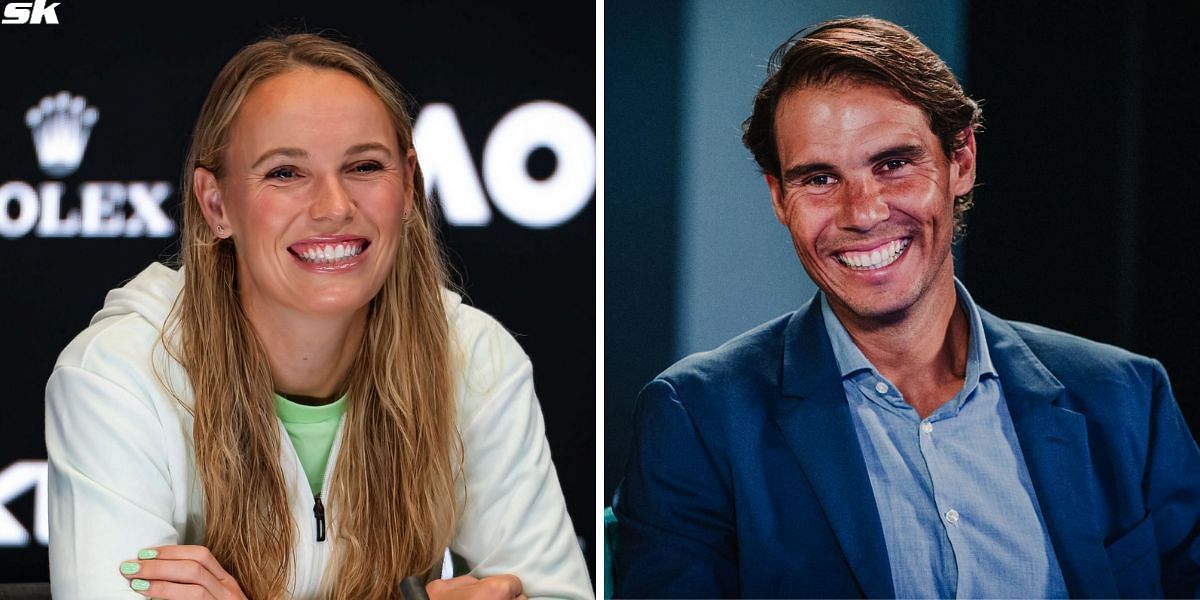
[136,548,157,560]
[119,561,140,575]
[130,578,150,592]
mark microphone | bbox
[399,575,430,600]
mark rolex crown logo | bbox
[25,91,99,178]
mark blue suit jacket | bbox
[613,296,1200,598]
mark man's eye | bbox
[880,159,908,172]
[267,167,297,180]
[352,161,383,173]
[804,174,837,186]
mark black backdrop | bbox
[962,1,1200,443]
[0,1,595,583]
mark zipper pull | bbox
[313,494,326,542]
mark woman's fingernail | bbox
[137,548,158,560]
[119,561,140,575]
[130,578,150,592]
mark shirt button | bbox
[945,509,960,524]
[921,421,933,434]
[874,381,888,394]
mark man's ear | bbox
[193,167,229,237]
[766,173,787,224]
[950,128,977,198]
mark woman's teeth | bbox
[298,242,363,264]
[837,239,909,270]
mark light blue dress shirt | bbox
[820,280,1068,599]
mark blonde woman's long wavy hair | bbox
[170,33,457,599]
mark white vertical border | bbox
[593,0,607,598]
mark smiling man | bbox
[612,17,1200,599]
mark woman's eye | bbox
[267,167,297,180]
[352,161,383,174]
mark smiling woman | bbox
[44,33,591,600]
[197,68,414,325]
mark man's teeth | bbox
[299,242,363,264]
[837,239,909,270]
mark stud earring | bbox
[216,225,225,236]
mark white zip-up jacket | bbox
[46,263,593,599]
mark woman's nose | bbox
[310,176,356,223]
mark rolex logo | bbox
[0,91,175,239]
[25,91,97,178]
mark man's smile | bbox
[834,238,910,271]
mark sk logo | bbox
[1,0,60,25]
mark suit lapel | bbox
[771,299,894,598]
[981,312,1117,597]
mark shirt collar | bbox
[819,278,997,385]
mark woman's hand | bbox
[426,575,527,600]
[118,545,247,599]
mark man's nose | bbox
[837,177,889,231]
[310,175,355,223]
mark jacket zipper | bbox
[313,493,326,542]
[311,420,343,548]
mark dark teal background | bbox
[604,0,1200,505]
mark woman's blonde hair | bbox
[170,32,457,598]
